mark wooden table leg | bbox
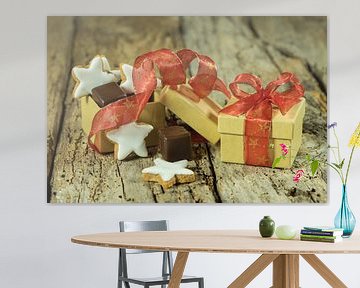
[301,254,347,288]
[228,254,279,288]
[272,254,299,288]
[288,255,299,288]
[168,252,189,288]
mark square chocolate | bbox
[159,126,192,162]
[91,82,129,108]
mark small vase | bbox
[259,216,275,238]
[334,185,356,237]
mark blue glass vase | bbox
[334,185,356,237]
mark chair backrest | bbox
[118,220,174,281]
[119,220,169,254]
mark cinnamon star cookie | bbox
[142,158,195,189]
[106,122,153,160]
[72,55,119,98]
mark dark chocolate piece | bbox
[91,82,129,107]
[159,126,192,162]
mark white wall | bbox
[1,0,360,287]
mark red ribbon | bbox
[88,49,230,151]
[220,72,304,166]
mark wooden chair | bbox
[118,220,204,288]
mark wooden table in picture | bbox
[48,16,327,204]
[72,230,359,288]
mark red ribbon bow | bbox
[88,48,230,151]
[220,72,304,166]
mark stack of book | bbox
[300,226,344,243]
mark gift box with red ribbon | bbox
[85,48,231,154]
[218,73,305,168]
[74,49,305,167]
[72,55,166,154]
[157,84,225,144]
[80,96,165,153]
[155,50,231,144]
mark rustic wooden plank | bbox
[264,45,327,204]
[47,16,75,180]
[251,18,327,204]
[250,16,328,90]
[181,17,279,101]
[151,144,219,203]
[181,16,327,203]
[49,16,218,203]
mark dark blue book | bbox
[301,227,343,237]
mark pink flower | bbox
[280,143,289,156]
[293,169,305,183]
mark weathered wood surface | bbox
[48,16,327,204]
[47,17,75,186]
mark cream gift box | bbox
[218,98,306,168]
[80,95,166,153]
[157,85,222,144]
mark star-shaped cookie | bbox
[72,55,119,98]
[106,122,153,160]
[119,63,162,94]
[142,158,195,189]
[100,57,121,81]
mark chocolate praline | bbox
[159,126,192,162]
[91,82,130,107]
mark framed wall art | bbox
[47,16,327,204]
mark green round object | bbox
[259,216,275,238]
[275,225,297,240]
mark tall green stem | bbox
[333,127,342,164]
[332,127,345,183]
[344,129,360,185]
[327,163,345,183]
[345,145,356,185]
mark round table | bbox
[72,230,360,288]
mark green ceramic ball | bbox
[275,225,297,240]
